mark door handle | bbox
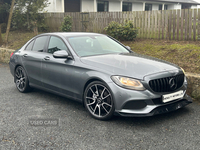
[23,54,28,57]
[44,56,50,60]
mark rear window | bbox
[32,36,48,52]
[25,40,34,51]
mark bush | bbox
[104,20,138,41]
[60,15,72,32]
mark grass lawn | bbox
[122,39,200,74]
[1,31,200,74]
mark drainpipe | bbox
[62,0,65,12]
[54,0,57,12]
[94,0,97,12]
[143,2,146,11]
[162,3,165,10]
[120,0,123,12]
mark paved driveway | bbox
[0,63,200,150]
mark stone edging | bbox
[0,48,15,63]
[186,73,200,101]
[0,48,200,101]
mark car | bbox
[9,32,192,120]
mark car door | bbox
[42,36,75,97]
[21,36,49,86]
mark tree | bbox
[0,0,12,46]
[0,24,3,46]
[13,0,49,30]
[5,0,15,45]
[0,0,12,24]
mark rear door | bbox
[21,36,49,86]
[41,36,75,97]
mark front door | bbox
[42,36,75,97]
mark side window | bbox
[32,36,47,52]
[48,36,68,54]
[25,40,34,51]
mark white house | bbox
[45,0,200,13]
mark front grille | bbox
[149,74,184,92]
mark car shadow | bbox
[28,88,193,127]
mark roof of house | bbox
[142,0,200,4]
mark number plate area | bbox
[162,90,184,103]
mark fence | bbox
[44,9,200,41]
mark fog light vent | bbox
[123,101,147,110]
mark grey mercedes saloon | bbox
[9,32,192,120]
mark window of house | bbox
[159,4,162,10]
[182,4,191,9]
[32,36,48,52]
[123,2,132,11]
[97,1,108,12]
[48,36,68,54]
[164,5,168,10]
[145,4,152,11]
[159,4,168,10]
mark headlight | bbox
[180,67,185,74]
[111,76,146,90]
[180,68,187,83]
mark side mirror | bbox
[126,46,131,50]
[53,50,69,59]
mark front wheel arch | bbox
[83,81,115,120]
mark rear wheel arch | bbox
[14,65,32,92]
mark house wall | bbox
[81,0,94,12]
[152,4,159,10]
[45,0,64,12]
[132,3,143,11]
[168,4,181,10]
[191,5,200,9]
[109,1,121,12]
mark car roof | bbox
[38,32,104,37]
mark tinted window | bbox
[25,40,34,51]
[48,36,68,54]
[32,36,47,52]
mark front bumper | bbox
[115,97,192,117]
[107,81,192,117]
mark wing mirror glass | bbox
[53,50,69,59]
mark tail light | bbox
[10,52,14,58]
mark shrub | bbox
[104,20,138,41]
[60,15,72,32]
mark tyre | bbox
[15,66,31,93]
[84,81,115,120]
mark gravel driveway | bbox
[0,63,200,150]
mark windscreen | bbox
[67,35,130,57]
